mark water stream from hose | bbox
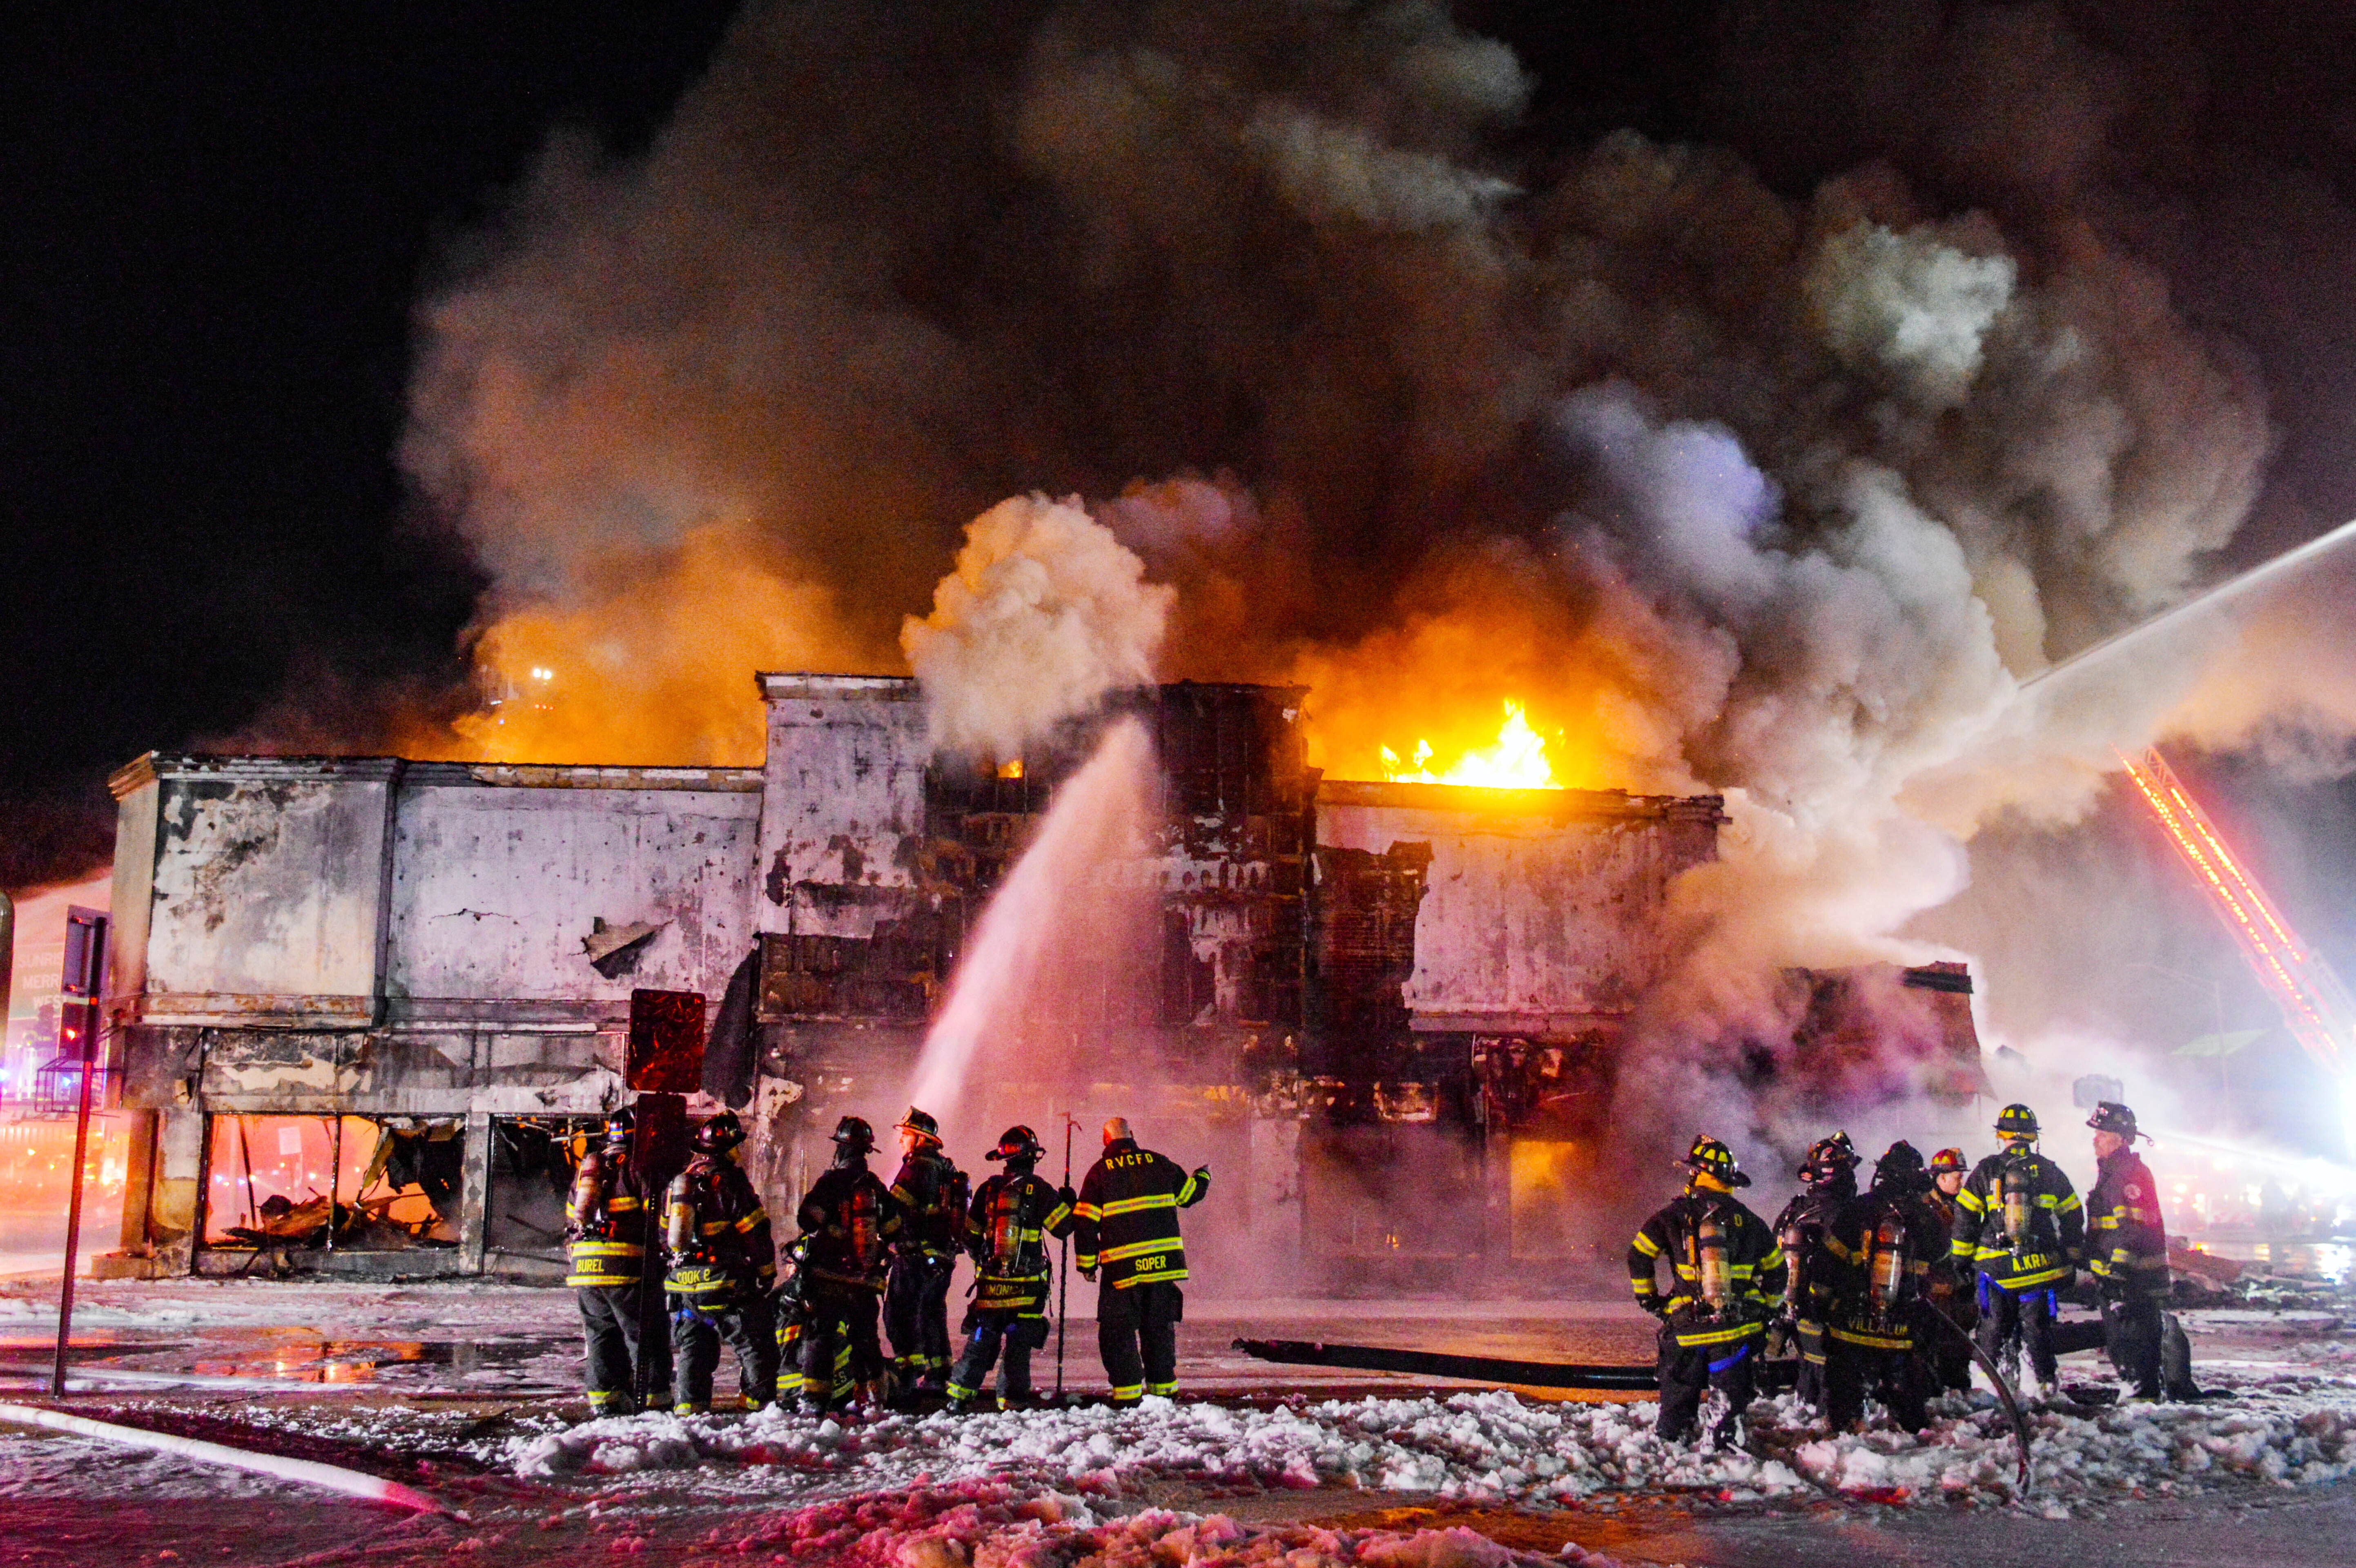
[905,717,1159,1122]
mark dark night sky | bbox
[0,9,740,888]
[7,2,2356,910]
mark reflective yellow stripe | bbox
[1176,1172,1201,1205]
[1073,1203,1103,1221]
[1828,1326,1914,1350]
[1955,1189,1986,1213]
[1099,1239,1176,1263]
[1044,1203,1072,1230]
[733,1212,765,1232]
[1672,1321,1765,1348]
[1631,1232,1662,1258]
[1075,1254,1098,1270]
[1100,1194,1178,1216]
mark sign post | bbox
[625,989,704,1412]
[50,907,107,1398]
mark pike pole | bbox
[1055,1114,1077,1399]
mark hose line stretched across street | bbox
[0,1401,461,1517]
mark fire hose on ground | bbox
[1233,1314,2130,1492]
[0,1401,462,1517]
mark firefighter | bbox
[945,1125,1075,1412]
[564,1107,673,1415]
[1072,1116,1209,1406]
[2086,1102,2170,1400]
[1627,1136,1783,1448]
[1950,1103,2084,1401]
[791,1115,904,1414]
[1919,1147,1976,1392]
[1768,1131,1859,1410]
[1816,1141,1942,1433]
[884,1107,967,1398]
[664,1110,780,1413]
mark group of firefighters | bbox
[567,1091,2169,1435]
[1630,1099,2172,1446]
[564,1105,1209,1417]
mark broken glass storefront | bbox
[201,1114,463,1263]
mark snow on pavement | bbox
[514,1378,2356,1518]
[666,1479,1625,1568]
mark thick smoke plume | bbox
[396,0,2356,1166]
[902,495,1172,759]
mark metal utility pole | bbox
[1055,1114,1077,1400]
[51,907,107,1398]
[0,892,14,1089]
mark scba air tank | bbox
[1696,1213,1732,1310]
[1869,1212,1906,1310]
[2002,1162,2033,1247]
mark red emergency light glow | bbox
[2118,748,2354,1078]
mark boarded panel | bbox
[626,991,705,1093]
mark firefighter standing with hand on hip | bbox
[2086,1101,2171,1401]
[945,1125,1074,1412]
[564,1107,673,1416]
[883,1107,967,1398]
[1768,1131,1859,1411]
[1072,1117,1209,1406]
[1816,1141,1942,1433]
[1627,1136,1783,1448]
[791,1115,904,1415]
[1950,1102,2084,1401]
[664,1110,780,1413]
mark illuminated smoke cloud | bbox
[902,494,1173,759]
[392,0,2327,1117]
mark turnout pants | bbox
[798,1278,887,1407]
[1098,1281,1182,1403]
[577,1281,673,1413]
[1975,1277,2060,1386]
[884,1252,956,1388]
[1655,1323,1758,1444]
[1924,1289,1975,1392]
[1792,1317,1828,1408]
[1824,1338,1930,1433]
[672,1292,778,1412]
[2102,1292,2166,1398]
[947,1310,1048,1405]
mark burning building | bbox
[92,673,1979,1290]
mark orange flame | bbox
[1378,702,1562,790]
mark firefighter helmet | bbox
[1873,1139,1926,1189]
[600,1106,635,1148]
[1928,1147,1968,1175]
[895,1107,941,1144]
[986,1124,1045,1163]
[2086,1101,2144,1140]
[1994,1103,2040,1140]
[1798,1131,1859,1184]
[1680,1134,1751,1188]
[831,1115,877,1152]
[693,1110,744,1152]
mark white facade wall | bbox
[386,772,758,1004]
[753,673,930,939]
